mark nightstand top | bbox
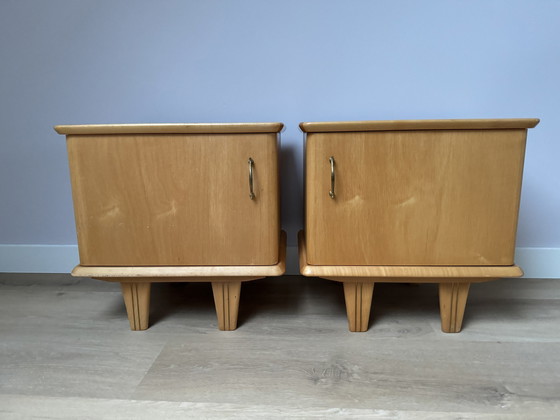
[54,122,284,135]
[299,118,539,133]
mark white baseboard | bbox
[0,245,558,278]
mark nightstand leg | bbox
[343,282,374,332]
[439,282,470,333]
[120,282,151,331]
[212,281,242,331]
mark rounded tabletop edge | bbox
[299,118,540,133]
[54,122,284,135]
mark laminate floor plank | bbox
[0,289,166,399]
[3,394,541,420]
[132,334,560,414]
[0,274,559,418]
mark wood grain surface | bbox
[343,282,374,332]
[212,281,242,331]
[55,122,284,135]
[300,118,539,132]
[305,129,528,266]
[439,282,470,333]
[120,282,151,330]
[66,132,280,266]
[298,231,523,279]
[72,231,286,279]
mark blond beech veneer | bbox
[305,129,528,266]
[300,118,539,333]
[57,123,285,330]
[64,132,279,266]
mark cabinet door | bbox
[67,133,279,266]
[305,129,527,266]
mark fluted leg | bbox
[120,282,151,331]
[439,282,470,333]
[212,282,242,331]
[343,282,374,332]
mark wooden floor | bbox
[1,274,559,419]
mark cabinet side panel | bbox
[66,133,279,266]
[305,133,322,265]
[305,130,527,266]
[66,135,93,265]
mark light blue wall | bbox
[1,1,559,252]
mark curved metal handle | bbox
[248,158,255,200]
[329,156,335,199]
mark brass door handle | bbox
[329,156,335,199]
[248,157,255,200]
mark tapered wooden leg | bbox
[212,282,242,331]
[439,282,470,333]
[343,282,374,332]
[120,282,151,331]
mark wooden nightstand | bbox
[56,123,285,331]
[299,118,539,332]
